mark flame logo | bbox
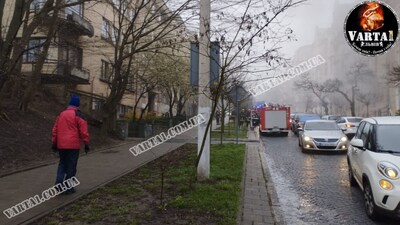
[360,2,384,31]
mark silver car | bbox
[336,117,363,138]
[298,120,349,153]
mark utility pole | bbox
[197,0,211,180]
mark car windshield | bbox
[299,116,320,122]
[376,125,400,153]
[347,118,362,123]
[305,122,339,130]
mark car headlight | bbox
[378,162,400,180]
[304,136,311,141]
[340,136,348,142]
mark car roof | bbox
[341,116,363,119]
[362,116,400,125]
[305,119,335,123]
[297,114,319,117]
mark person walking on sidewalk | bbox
[52,95,89,194]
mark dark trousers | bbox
[55,149,79,187]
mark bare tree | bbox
[294,74,331,115]
[387,65,400,87]
[195,0,307,169]
[81,0,195,134]
[323,62,374,116]
[357,92,381,117]
[0,0,93,109]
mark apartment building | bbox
[3,0,192,122]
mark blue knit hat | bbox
[69,95,80,107]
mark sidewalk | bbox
[238,129,276,225]
[0,128,197,225]
[0,120,275,225]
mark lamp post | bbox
[197,0,211,180]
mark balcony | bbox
[36,3,94,37]
[61,8,94,37]
[39,63,90,84]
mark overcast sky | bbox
[280,0,360,57]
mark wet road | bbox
[261,133,400,225]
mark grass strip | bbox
[35,143,245,225]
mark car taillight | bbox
[345,124,355,128]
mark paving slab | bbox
[238,129,276,225]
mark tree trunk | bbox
[322,102,329,115]
[19,0,59,111]
[220,93,225,145]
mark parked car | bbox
[336,116,363,139]
[292,114,321,136]
[290,113,295,124]
[347,117,400,220]
[298,120,348,153]
[321,115,341,121]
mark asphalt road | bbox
[261,132,400,225]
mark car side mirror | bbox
[350,139,364,149]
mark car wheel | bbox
[347,161,357,187]
[363,182,381,220]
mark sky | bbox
[280,0,360,57]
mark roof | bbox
[363,116,400,125]
[305,120,335,123]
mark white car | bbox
[347,117,400,220]
[336,116,363,138]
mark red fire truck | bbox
[257,106,291,136]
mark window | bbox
[126,75,135,91]
[365,125,374,150]
[128,7,135,20]
[60,44,83,68]
[92,98,104,110]
[101,18,112,40]
[23,38,46,63]
[376,125,400,152]
[355,122,365,139]
[66,0,83,16]
[111,27,119,44]
[30,0,45,12]
[101,18,118,44]
[360,122,371,144]
[112,0,121,8]
[118,104,128,118]
[101,60,113,81]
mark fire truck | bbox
[257,105,291,136]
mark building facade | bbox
[3,0,193,123]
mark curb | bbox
[258,140,285,225]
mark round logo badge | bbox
[344,1,399,56]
